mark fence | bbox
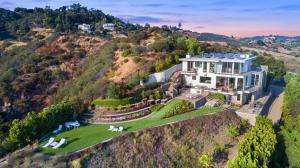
[143,63,182,86]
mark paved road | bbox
[267,85,284,124]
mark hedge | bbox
[0,97,74,157]
[228,116,276,168]
[161,100,194,119]
[93,97,133,106]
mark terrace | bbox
[40,99,223,154]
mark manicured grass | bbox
[40,99,223,154]
[282,129,300,167]
[93,97,133,106]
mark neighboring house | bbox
[180,53,268,105]
[103,23,115,31]
[78,24,91,33]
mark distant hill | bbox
[241,35,300,42]
[197,33,243,45]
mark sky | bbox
[1,0,300,37]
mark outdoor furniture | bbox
[43,137,55,148]
[118,127,124,132]
[108,125,114,131]
[112,127,119,132]
[52,125,62,134]
[65,121,80,129]
[53,138,66,149]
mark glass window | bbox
[237,94,241,101]
[200,77,211,84]
[234,63,240,74]
[255,75,259,85]
[251,74,255,86]
[203,62,207,72]
[192,76,196,80]
[210,63,215,73]
[195,61,202,68]
[228,62,233,73]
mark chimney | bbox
[186,54,191,58]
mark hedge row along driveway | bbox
[40,99,223,154]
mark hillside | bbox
[198,33,243,45]
[0,110,248,167]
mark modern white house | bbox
[103,23,115,31]
[78,24,91,33]
[180,53,268,105]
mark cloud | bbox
[118,15,164,23]
[142,3,165,7]
[178,4,192,8]
[274,4,300,11]
[194,26,205,29]
[1,1,16,9]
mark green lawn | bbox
[40,99,223,154]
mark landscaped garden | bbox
[40,99,223,154]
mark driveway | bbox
[267,85,284,124]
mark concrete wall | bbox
[144,64,182,86]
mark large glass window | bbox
[234,63,240,74]
[187,61,194,71]
[195,61,202,68]
[222,62,233,73]
[200,77,211,84]
[251,74,255,86]
[237,78,243,91]
[209,63,215,73]
[203,62,207,72]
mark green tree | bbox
[107,83,120,99]
[186,38,202,55]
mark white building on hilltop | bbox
[103,23,115,31]
[180,53,268,105]
[78,24,91,33]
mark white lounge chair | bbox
[118,127,124,132]
[65,122,71,129]
[108,125,114,131]
[112,127,119,132]
[53,138,66,149]
[52,125,62,134]
[43,137,55,148]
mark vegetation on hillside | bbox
[253,54,286,80]
[0,98,74,157]
[0,4,137,40]
[270,74,300,167]
[228,116,276,168]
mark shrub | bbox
[0,98,74,157]
[214,143,226,155]
[211,93,226,102]
[107,83,120,99]
[161,100,194,119]
[149,104,164,112]
[122,48,133,57]
[93,97,133,106]
[228,116,276,168]
[154,59,164,72]
[198,153,213,167]
[126,73,149,89]
[228,124,240,137]
[140,90,146,99]
[144,82,160,91]
[195,128,202,134]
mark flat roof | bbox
[180,53,256,62]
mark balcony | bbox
[181,68,197,75]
